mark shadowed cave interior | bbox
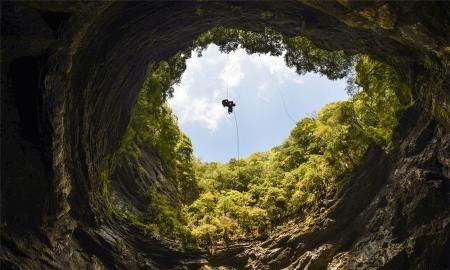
[1,1,449,269]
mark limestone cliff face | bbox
[109,142,181,219]
[209,105,449,269]
[1,1,448,269]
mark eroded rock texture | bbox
[1,1,449,269]
[209,106,449,270]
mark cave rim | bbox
[3,1,448,268]
[153,43,353,163]
[44,0,446,230]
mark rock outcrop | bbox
[209,105,449,269]
[1,1,448,269]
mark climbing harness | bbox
[222,99,236,114]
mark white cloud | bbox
[169,45,307,132]
[170,82,226,132]
[220,50,245,90]
[292,77,305,85]
[181,99,225,131]
[169,49,228,132]
[206,57,218,65]
[256,83,269,102]
[212,89,221,99]
[250,53,304,85]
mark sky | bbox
[168,45,349,162]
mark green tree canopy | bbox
[111,27,413,250]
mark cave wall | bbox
[109,142,181,219]
[1,1,448,269]
[211,105,449,269]
[48,0,450,226]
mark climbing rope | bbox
[226,53,229,99]
[222,52,240,160]
[233,110,240,160]
[276,85,297,124]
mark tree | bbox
[117,25,413,249]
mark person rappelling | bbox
[222,99,236,114]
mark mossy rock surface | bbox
[1,1,448,269]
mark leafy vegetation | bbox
[110,27,413,250]
[195,27,354,80]
[186,55,412,246]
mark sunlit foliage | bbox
[115,27,413,249]
[195,27,355,80]
[185,56,412,247]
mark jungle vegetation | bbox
[113,27,413,251]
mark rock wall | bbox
[109,142,180,219]
[209,105,449,269]
[1,1,448,269]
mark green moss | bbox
[432,98,450,122]
[260,10,273,19]
[195,7,204,16]
[99,170,110,198]
[107,28,413,250]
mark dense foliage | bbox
[112,57,198,239]
[186,55,412,247]
[112,27,413,250]
[195,27,354,80]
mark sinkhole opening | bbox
[168,45,349,162]
[109,27,414,251]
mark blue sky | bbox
[168,45,348,162]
